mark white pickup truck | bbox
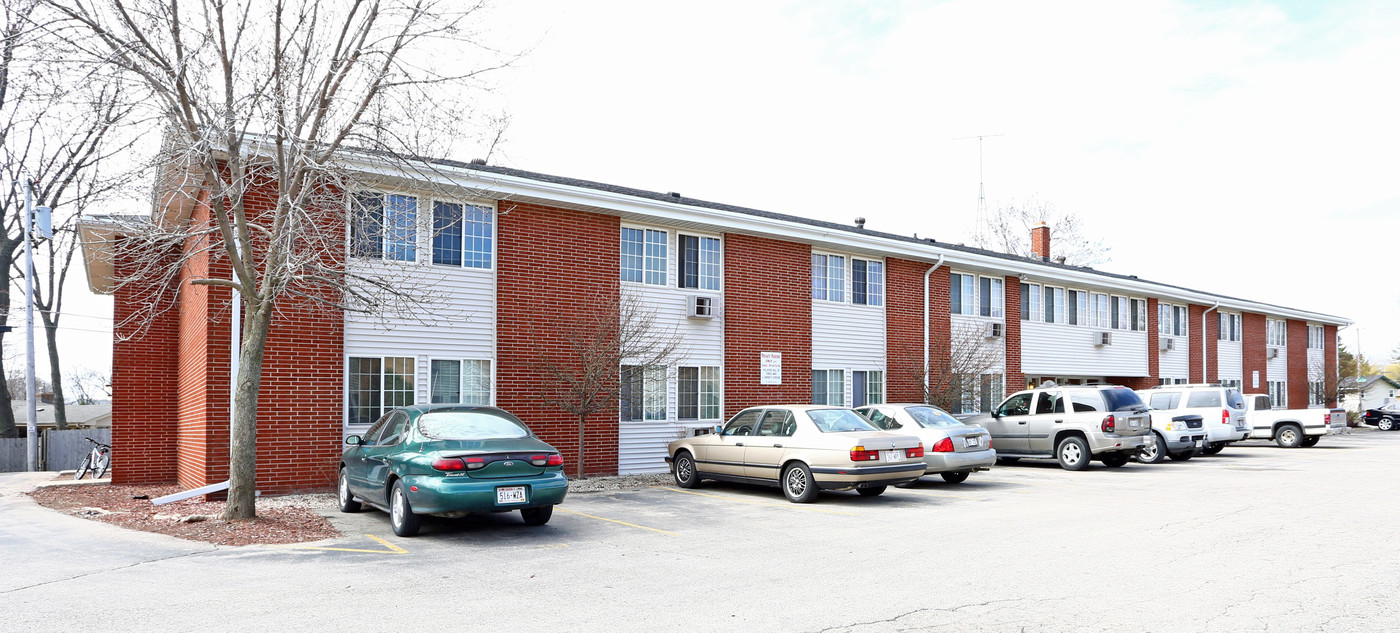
[1243,394,1345,448]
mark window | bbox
[1268,380,1287,408]
[978,374,1003,413]
[352,193,417,261]
[1221,379,1242,390]
[679,235,721,291]
[1023,283,1041,322]
[1069,290,1085,326]
[1308,324,1324,349]
[812,254,846,302]
[1149,392,1182,410]
[811,369,845,405]
[980,277,1004,318]
[1069,392,1105,412]
[852,259,883,306]
[1309,381,1325,405]
[678,366,721,420]
[430,359,492,405]
[1174,306,1187,336]
[721,410,760,436]
[1132,299,1147,332]
[1111,296,1130,330]
[347,356,415,426]
[1158,304,1172,335]
[755,410,796,437]
[1089,293,1109,329]
[1267,319,1287,347]
[1034,391,1065,415]
[1218,313,1242,342]
[996,392,1032,417]
[951,273,975,315]
[620,365,667,421]
[621,228,667,285]
[852,370,884,407]
[1043,286,1065,324]
[1186,390,1222,407]
[431,202,492,268]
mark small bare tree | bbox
[49,0,513,519]
[892,323,1005,413]
[65,366,111,404]
[971,199,1110,266]
[530,288,684,479]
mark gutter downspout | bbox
[924,255,946,401]
[1202,301,1220,383]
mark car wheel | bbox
[1137,433,1166,464]
[521,505,553,526]
[1300,435,1321,448]
[997,456,1020,464]
[1202,442,1225,455]
[338,468,362,513]
[1275,424,1304,448]
[781,463,819,503]
[389,480,421,537]
[940,471,971,484]
[1168,450,1194,462]
[856,485,887,497]
[1379,417,1395,431]
[1101,453,1130,468]
[672,451,701,489]
[1056,436,1091,471]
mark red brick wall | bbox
[1004,275,1023,394]
[1287,319,1308,407]
[1324,324,1338,407]
[723,233,812,416]
[885,258,929,402]
[1242,312,1266,394]
[496,202,620,477]
[174,191,231,490]
[1146,298,1160,383]
[1189,304,1219,383]
[111,253,181,485]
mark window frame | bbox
[678,233,722,291]
[852,258,884,307]
[811,253,847,303]
[951,272,976,315]
[429,358,494,406]
[620,364,668,421]
[811,369,846,406]
[981,276,1005,319]
[346,355,416,428]
[677,365,722,421]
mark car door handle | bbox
[1018,421,1027,425]
[735,442,744,446]
[1055,419,1064,423]
[773,444,783,448]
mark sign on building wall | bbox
[760,352,782,385]
[1252,370,1260,390]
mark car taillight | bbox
[905,444,925,458]
[850,446,880,461]
[1222,410,1230,425]
[1102,415,1116,433]
[432,458,465,471]
[932,437,954,453]
[464,457,486,470]
[547,454,564,466]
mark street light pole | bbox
[23,178,37,471]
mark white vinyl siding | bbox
[1021,321,1149,377]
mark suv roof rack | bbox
[1145,383,1222,389]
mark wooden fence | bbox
[0,428,111,473]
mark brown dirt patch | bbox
[29,482,340,546]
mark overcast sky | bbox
[37,0,1400,387]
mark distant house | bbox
[9,403,112,430]
[1340,375,1400,412]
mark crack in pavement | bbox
[1,547,220,595]
[804,597,1067,633]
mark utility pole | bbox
[23,178,37,471]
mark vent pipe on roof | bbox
[469,158,487,165]
[854,217,866,229]
[668,192,681,199]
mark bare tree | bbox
[48,0,512,518]
[971,199,1110,266]
[529,288,684,479]
[0,0,134,437]
[65,366,110,404]
[892,323,1005,413]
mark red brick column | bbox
[1146,298,1160,384]
[1242,312,1266,394]
[885,258,929,402]
[1324,324,1339,407]
[1004,275,1023,394]
[1287,319,1308,407]
[723,234,811,416]
[496,202,620,477]
[111,251,181,486]
[1188,305,1206,383]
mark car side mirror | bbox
[990,411,1001,419]
[345,435,364,446]
[714,425,724,435]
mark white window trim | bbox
[850,257,886,308]
[351,189,499,269]
[345,354,418,431]
[811,251,848,303]
[676,231,725,293]
[428,357,495,406]
[621,225,670,287]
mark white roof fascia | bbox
[337,153,1351,327]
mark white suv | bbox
[980,384,1152,470]
[1134,384,1250,455]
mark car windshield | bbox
[1100,389,1146,412]
[808,409,879,432]
[906,406,963,428]
[417,410,530,440]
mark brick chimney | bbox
[1030,221,1050,261]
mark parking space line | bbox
[556,507,678,536]
[654,486,858,516]
[290,533,409,554]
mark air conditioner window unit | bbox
[1159,338,1176,352]
[1267,347,1279,359]
[984,322,1005,338]
[686,295,716,319]
[1095,331,1112,346]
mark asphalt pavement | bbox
[4,429,1399,633]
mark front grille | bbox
[1186,420,1203,429]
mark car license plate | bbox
[964,437,979,448]
[883,450,903,462]
[496,486,527,504]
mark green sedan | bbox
[339,405,568,536]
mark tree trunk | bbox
[576,413,587,480]
[224,300,272,520]
[44,318,66,429]
[0,248,15,438]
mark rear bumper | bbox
[922,449,997,474]
[400,471,568,514]
[1088,434,1148,454]
[1304,425,1334,437]
[810,462,925,489]
[1159,429,1207,452]
[1207,425,1250,442]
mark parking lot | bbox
[6,430,1400,633]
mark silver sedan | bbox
[855,404,996,483]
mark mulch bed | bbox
[29,482,340,547]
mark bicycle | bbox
[74,437,112,480]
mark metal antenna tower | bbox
[953,133,1004,226]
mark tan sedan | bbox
[666,405,926,503]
